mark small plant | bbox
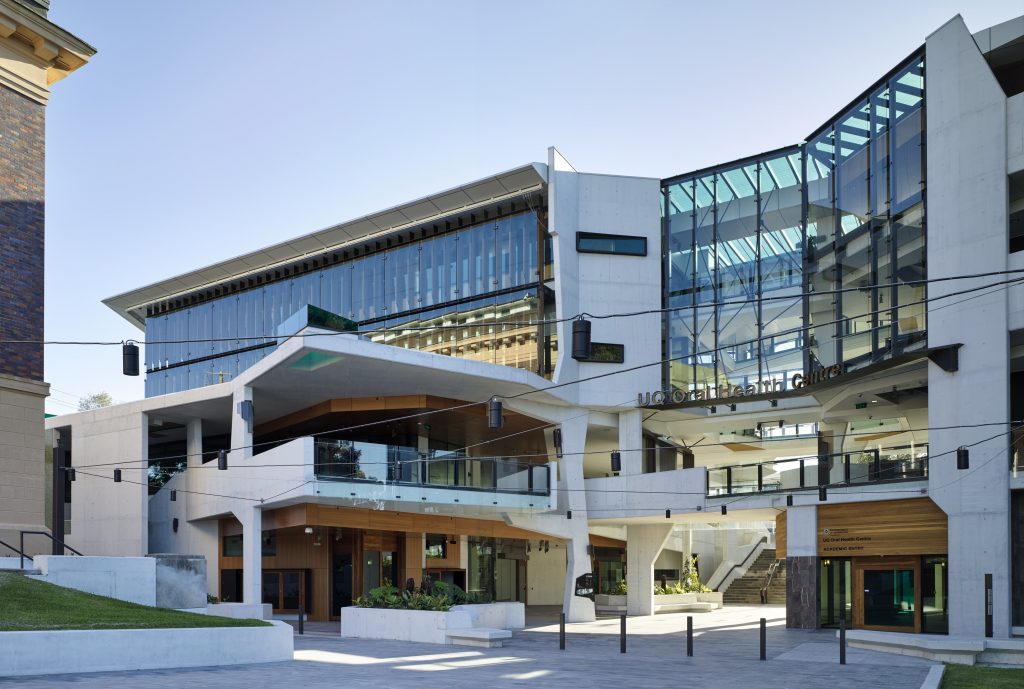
[610,580,627,595]
[206,594,218,604]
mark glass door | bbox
[261,570,306,613]
[854,557,921,632]
[819,558,852,627]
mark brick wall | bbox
[0,84,45,381]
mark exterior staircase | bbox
[721,548,786,605]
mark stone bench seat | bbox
[446,628,513,648]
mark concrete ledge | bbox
[844,629,983,665]
[341,603,523,645]
[207,602,273,620]
[655,602,717,613]
[28,556,156,606]
[446,628,512,648]
[0,621,293,676]
[979,638,1024,667]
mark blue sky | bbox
[40,0,1021,414]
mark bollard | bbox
[560,612,565,650]
[620,614,626,653]
[298,607,304,635]
[839,617,846,665]
[759,618,766,660]
[686,615,693,657]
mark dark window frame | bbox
[575,231,647,257]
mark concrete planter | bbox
[696,592,723,608]
[0,621,293,677]
[340,602,525,644]
[595,594,626,608]
[654,593,698,605]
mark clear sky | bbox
[40,0,1021,414]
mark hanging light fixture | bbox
[611,451,622,473]
[665,509,671,519]
[114,469,122,483]
[566,510,572,520]
[122,341,140,377]
[819,486,828,501]
[218,449,228,471]
[488,397,503,429]
[720,504,727,515]
[786,495,793,507]
[571,315,591,360]
[67,467,76,482]
[170,489,176,502]
[957,446,969,470]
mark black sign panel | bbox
[574,573,595,600]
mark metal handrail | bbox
[19,530,82,569]
[0,538,29,562]
[760,559,781,604]
[713,536,767,592]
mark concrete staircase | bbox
[721,549,786,605]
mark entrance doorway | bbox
[262,570,307,614]
[820,558,852,628]
[854,557,921,632]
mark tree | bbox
[77,392,113,411]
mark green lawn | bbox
[942,664,1024,689]
[0,571,269,631]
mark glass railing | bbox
[706,444,928,496]
[314,439,550,495]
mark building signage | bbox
[574,573,595,600]
[637,365,843,408]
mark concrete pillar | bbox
[186,418,203,469]
[235,504,262,605]
[618,409,643,476]
[626,523,673,616]
[231,386,254,461]
[784,505,818,629]
[557,413,595,622]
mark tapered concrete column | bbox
[235,504,262,605]
[618,409,643,475]
[186,418,203,469]
[626,523,673,616]
[231,387,254,461]
[556,414,596,623]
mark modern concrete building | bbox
[47,11,1024,644]
[0,0,92,555]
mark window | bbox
[576,231,647,256]
[425,534,447,559]
[222,531,276,557]
[577,342,624,363]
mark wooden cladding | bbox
[817,498,947,557]
[776,511,787,559]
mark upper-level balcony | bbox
[706,444,929,497]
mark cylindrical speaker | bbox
[571,318,591,360]
[122,342,140,376]
[488,398,503,429]
[218,449,228,471]
[114,469,122,483]
[611,451,622,473]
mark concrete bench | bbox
[446,628,513,648]
[655,602,717,613]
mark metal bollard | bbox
[559,612,565,650]
[620,614,626,653]
[298,608,304,635]
[686,615,693,657]
[759,618,766,660]
[839,617,846,665]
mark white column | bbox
[558,413,595,623]
[235,504,262,606]
[231,386,254,461]
[926,17,1011,639]
[626,523,673,616]
[618,409,643,475]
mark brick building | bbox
[0,0,92,554]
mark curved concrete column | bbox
[626,523,673,616]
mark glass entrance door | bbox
[332,553,353,616]
[819,558,852,627]
[262,570,306,613]
[854,557,921,632]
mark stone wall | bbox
[786,556,818,629]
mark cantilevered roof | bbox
[104,162,548,329]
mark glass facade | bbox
[663,54,926,393]
[145,210,551,396]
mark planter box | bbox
[654,593,697,605]
[696,592,723,608]
[595,594,626,608]
[0,621,293,677]
[340,602,525,645]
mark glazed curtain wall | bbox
[664,54,925,394]
[145,211,543,396]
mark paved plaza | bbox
[0,606,938,689]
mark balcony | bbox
[312,439,551,509]
[706,445,929,496]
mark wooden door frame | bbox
[853,556,921,633]
[263,569,306,614]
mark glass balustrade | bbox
[313,439,549,495]
[705,444,928,496]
